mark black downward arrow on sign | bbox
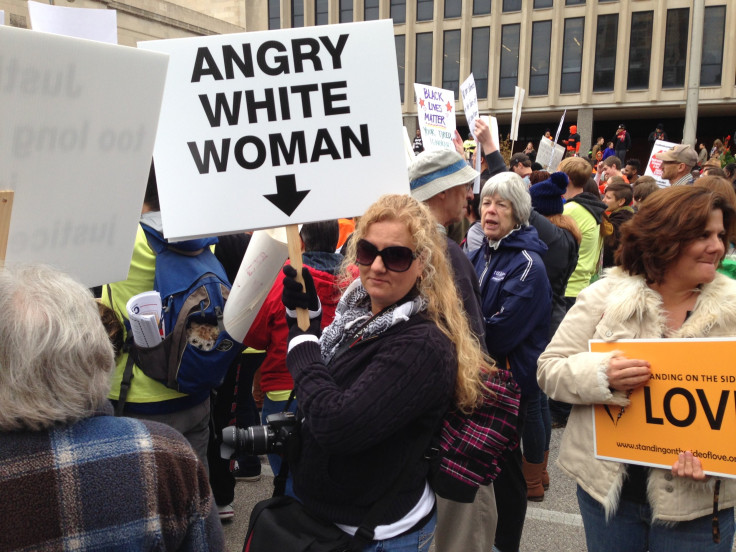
[264,174,310,217]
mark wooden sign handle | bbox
[0,190,14,268]
[285,224,310,331]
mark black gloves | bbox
[282,265,322,340]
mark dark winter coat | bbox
[529,211,579,338]
[469,225,552,394]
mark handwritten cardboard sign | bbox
[591,339,736,479]
[1,25,167,287]
[414,83,456,151]
[139,20,408,240]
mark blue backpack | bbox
[120,224,244,402]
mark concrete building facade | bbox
[3,0,733,160]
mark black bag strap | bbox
[107,283,135,417]
[115,354,135,417]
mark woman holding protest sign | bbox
[538,186,736,551]
[276,194,491,551]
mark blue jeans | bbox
[362,509,436,552]
[521,388,551,463]
[577,485,734,551]
[262,395,298,497]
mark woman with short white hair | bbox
[467,171,552,552]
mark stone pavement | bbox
[220,427,736,551]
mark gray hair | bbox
[0,265,115,431]
[480,171,532,225]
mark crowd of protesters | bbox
[4,114,736,552]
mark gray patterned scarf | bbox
[320,278,428,365]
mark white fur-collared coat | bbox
[538,267,736,522]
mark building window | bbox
[364,0,379,20]
[561,17,584,94]
[442,30,461,92]
[503,0,521,12]
[339,0,353,23]
[291,0,304,27]
[417,0,434,21]
[444,0,461,18]
[395,35,406,102]
[534,0,553,7]
[268,0,280,29]
[415,32,433,86]
[473,0,491,15]
[499,23,520,98]
[627,11,653,90]
[593,14,617,92]
[529,20,551,96]
[315,0,328,25]
[565,0,585,5]
[701,5,725,86]
[662,8,688,89]
[390,0,406,24]
[471,27,490,98]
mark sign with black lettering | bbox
[591,338,736,478]
[139,21,406,240]
[0,25,168,287]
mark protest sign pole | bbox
[285,224,310,331]
[0,191,14,267]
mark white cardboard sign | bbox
[644,139,678,188]
[28,0,118,44]
[510,86,525,141]
[536,136,566,171]
[139,20,407,240]
[414,83,456,151]
[1,25,168,287]
[460,74,479,142]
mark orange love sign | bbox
[591,338,736,479]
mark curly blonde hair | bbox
[341,194,493,412]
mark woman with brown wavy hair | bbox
[538,186,736,551]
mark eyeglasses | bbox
[355,239,417,272]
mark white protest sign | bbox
[479,115,500,150]
[536,136,565,171]
[510,86,525,141]
[644,139,678,188]
[414,83,456,151]
[554,109,567,144]
[1,25,168,287]
[460,74,481,192]
[402,126,415,166]
[139,20,407,241]
[460,74,479,141]
[28,0,118,44]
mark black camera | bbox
[220,411,298,459]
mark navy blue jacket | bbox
[468,225,552,395]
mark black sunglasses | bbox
[355,239,417,272]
